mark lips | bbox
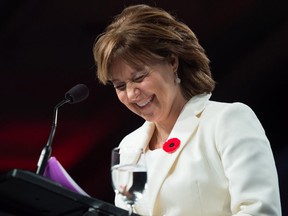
[136,95,154,107]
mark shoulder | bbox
[199,100,265,133]
[206,100,252,111]
[204,100,257,119]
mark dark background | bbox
[0,0,287,214]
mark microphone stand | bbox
[35,83,89,175]
[36,98,70,175]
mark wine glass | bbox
[111,147,147,216]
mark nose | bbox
[126,82,140,101]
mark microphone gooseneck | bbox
[36,84,89,175]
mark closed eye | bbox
[133,74,146,82]
[114,83,126,91]
[110,69,150,91]
[133,70,149,83]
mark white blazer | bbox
[115,93,282,216]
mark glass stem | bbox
[128,204,133,215]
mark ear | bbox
[168,54,179,73]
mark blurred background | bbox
[0,0,287,214]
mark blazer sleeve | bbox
[215,102,281,215]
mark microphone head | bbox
[65,84,89,104]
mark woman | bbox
[93,4,281,216]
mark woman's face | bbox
[109,57,186,124]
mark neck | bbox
[149,124,172,150]
[149,95,188,150]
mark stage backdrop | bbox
[0,0,287,214]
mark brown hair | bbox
[93,4,215,99]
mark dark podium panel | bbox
[0,169,137,216]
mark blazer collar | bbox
[120,93,212,149]
[147,93,211,212]
[128,93,212,213]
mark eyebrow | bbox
[109,69,146,83]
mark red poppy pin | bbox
[163,138,181,153]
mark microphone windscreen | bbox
[65,84,89,104]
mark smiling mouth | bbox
[136,95,154,107]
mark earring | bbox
[176,73,181,84]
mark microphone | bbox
[36,84,89,175]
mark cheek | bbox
[116,91,126,103]
[116,91,137,113]
[116,91,134,111]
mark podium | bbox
[0,169,138,216]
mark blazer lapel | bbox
[148,93,211,213]
[118,93,212,214]
[119,121,154,164]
